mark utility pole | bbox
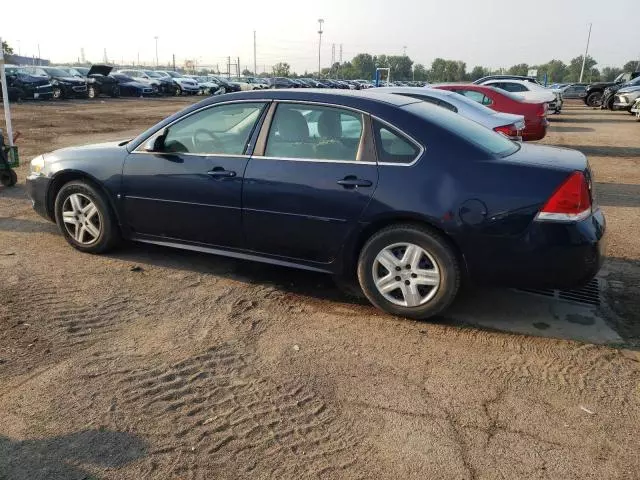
[253,31,257,76]
[154,36,159,67]
[37,44,41,65]
[339,44,343,79]
[317,19,324,77]
[227,56,231,78]
[172,54,175,71]
[237,57,240,77]
[579,23,592,83]
[331,44,335,77]
[81,48,86,64]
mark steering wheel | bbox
[191,129,218,151]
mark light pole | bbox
[579,23,592,83]
[154,36,159,67]
[317,19,324,77]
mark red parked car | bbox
[436,84,549,141]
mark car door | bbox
[122,101,268,247]
[242,102,378,263]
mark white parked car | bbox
[371,87,526,140]
[478,79,563,113]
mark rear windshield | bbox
[403,102,520,157]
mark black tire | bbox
[0,169,18,187]
[586,91,602,107]
[54,181,120,254]
[357,224,460,320]
[52,87,63,100]
[174,85,182,96]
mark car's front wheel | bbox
[87,85,96,99]
[357,224,460,320]
[586,91,602,107]
[52,87,63,100]
[54,181,120,253]
[174,85,182,96]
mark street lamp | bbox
[154,36,159,67]
[317,19,324,77]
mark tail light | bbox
[538,104,547,117]
[536,171,592,222]
[494,124,520,138]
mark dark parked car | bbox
[25,90,605,320]
[559,83,588,99]
[109,73,155,96]
[62,65,120,98]
[267,77,297,88]
[583,71,640,107]
[26,67,88,99]
[0,65,53,100]
[208,76,242,93]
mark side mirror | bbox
[143,128,168,152]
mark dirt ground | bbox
[1,98,639,479]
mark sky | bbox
[2,0,639,74]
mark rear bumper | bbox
[464,209,606,289]
[522,118,548,141]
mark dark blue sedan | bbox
[25,90,605,319]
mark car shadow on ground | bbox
[548,126,595,133]
[107,243,639,347]
[595,183,640,208]
[550,116,633,124]
[0,429,147,480]
[554,145,640,158]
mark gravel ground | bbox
[1,98,639,479]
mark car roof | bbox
[185,89,422,112]
[373,86,456,98]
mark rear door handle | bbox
[207,167,236,178]
[337,176,373,188]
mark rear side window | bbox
[403,102,519,157]
[372,120,420,164]
[458,90,493,106]
[498,82,528,93]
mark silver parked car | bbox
[369,87,526,140]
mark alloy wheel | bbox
[372,242,441,307]
[62,193,102,245]
[52,87,62,99]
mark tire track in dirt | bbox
[113,342,366,478]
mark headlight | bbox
[30,155,45,175]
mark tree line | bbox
[267,54,639,84]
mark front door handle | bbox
[337,176,373,188]
[207,167,236,178]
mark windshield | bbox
[403,101,520,157]
[144,71,162,78]
[44,67,73,77]
[5,66,28,75]
[166,72,181,78]
[623,76,640,87]
[75,67,89,75]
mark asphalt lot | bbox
[1,97,639,479]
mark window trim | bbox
[132,99,271,157]
[370,115,424,167]
[254,100,373,164]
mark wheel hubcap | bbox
[372,242,440,307]
[62,193,102,245]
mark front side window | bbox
[372,120,420,164]
[161,102,266,155]
[265,104,363,161]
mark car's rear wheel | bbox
[586,91,602,107]
[54,181,119,253]
[357,224,460,320]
